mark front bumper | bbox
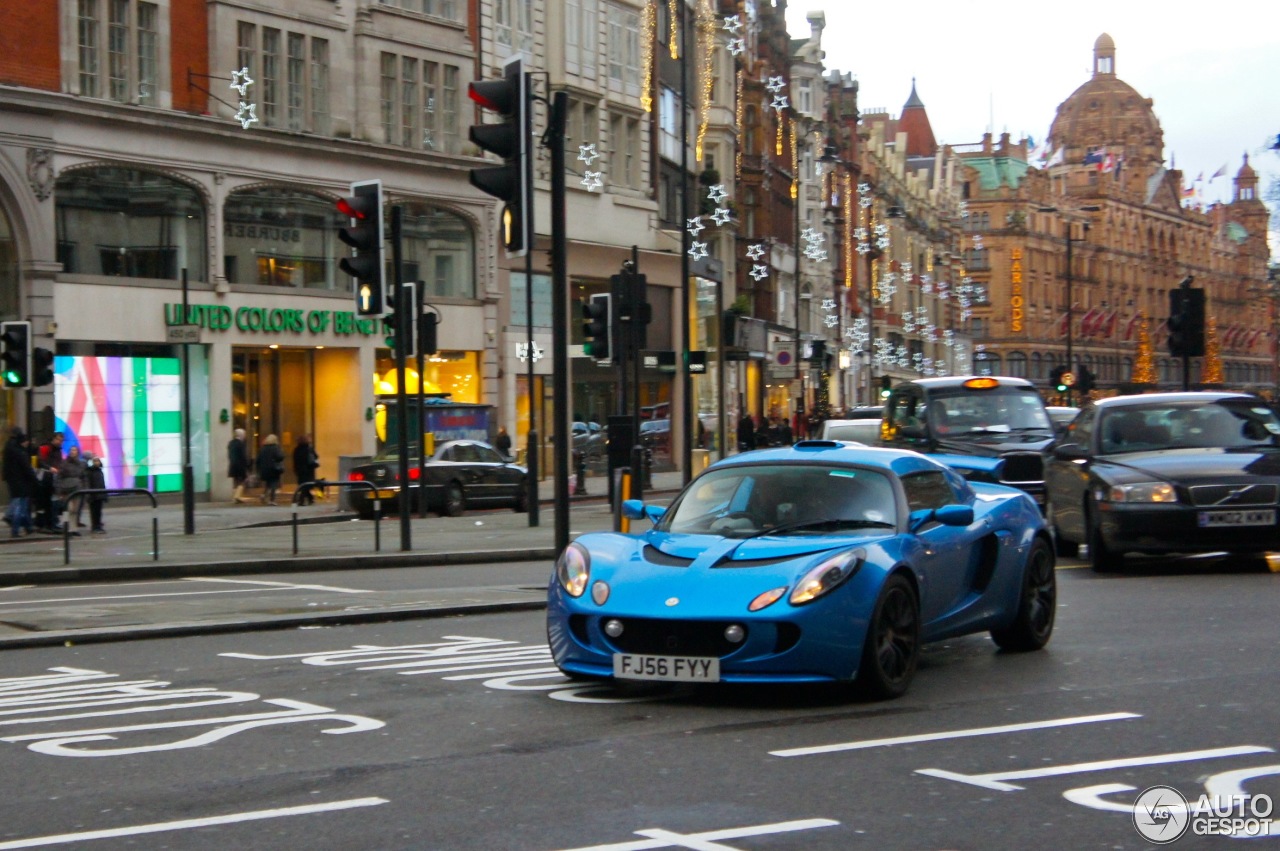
[1099,502,1280,555]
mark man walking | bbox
[3,427,37,537]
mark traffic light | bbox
[1075,364,1096,395]
[1,320,32,389]
[879,375,892,399]
[1050,365,1068,393]
[468,56,531,257]
[809,340,827,366]
[582,293,612,363]
[338,180,385,316]
[1167,285,1205,357]
[32,347,54,387]
[611,269,651,352]
[418,312,438,356]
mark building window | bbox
[222,186,345,289]
[55,167,206,280]
[401,57,419,147]
[566,98,600,170]
[495,0,534,55]
[607,2,640,95]
[380,54,396,143]
[797,77,811,115]
[382,52,462,152]
[441,66,459,153]
[238,23,330,132]
[565,0,598,78]
[1006,351,1027,377]
[610,112,641,189]
[376,0,461,22]
[659,86,680,162]
[75,0,159,104]
[399,206,476,299]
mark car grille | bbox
[605,617,744,657]
[999,451,1044,485]
[1188,483,1279,507]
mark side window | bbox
[474,445,503,464]
[889,390,925,431]
[1068,409,1096,451]
[454,444,480,463]
[901,471,956,512]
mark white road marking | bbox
[0,797,388,848]
[0,578,369,607]
[770,711,1140,757]
[917,745,1275,791]
[554,818,840,850]
[184,577,371,593]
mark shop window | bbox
[55,166,206,280]
[399,206,475,298]
[1006,351,1027,377]
[223,186,345,289]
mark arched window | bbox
[223,186,345,289]
[399,205,476,299]
[974,351,1000,376]
[0,206,16,318]
[55,167,206,280]
[1030,352,1042,380]
[1006,351,1027,377]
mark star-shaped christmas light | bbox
[722,15,743,34]
[820,298,835,311]
[746,242,766,261]
[688,241,708,261]
[234,101,258,129]
[423,130,435,149]
[727,37,746,56]
[517,342,545,363]
[824,313,839,328]
[707,184,729,205]
[581,171,603,191]
[749,263,769,281]
[686,216,705,236]
[711,207,732,226]
[230,67,254,97]
[873,223,889,237]
[766,75,785,93]
[770,94,789,113]
[857,182,871,196]
[800,227,819,243]
[578,143,599,165]
[859,195,873,209]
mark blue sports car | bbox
[547,441,1056,699]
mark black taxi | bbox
[879,376,1056,506]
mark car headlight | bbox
[1106,482,1177,503]
[790,548,865,606]
[556,542,591,598]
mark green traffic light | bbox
[3,371,17,385]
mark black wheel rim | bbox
[447,485,463,514]
[875,585,918,682]
[1025,545,1056,637]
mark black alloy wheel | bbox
[513,478,529,513]
[442,481,466,517]
[991,537,1056,651]
[1086,501,1123,573]
[855,574,920,700]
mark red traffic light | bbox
[336,197,366,220]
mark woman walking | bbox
[292,434,320,505]
[228,428,250,503]
[84,452,107,533]
[256,434,285,505]
[58,445,86,529]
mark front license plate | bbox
[613,654,720,682]
[1198,509,1276,527]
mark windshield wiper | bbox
[738,518,896,539]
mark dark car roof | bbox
[1091,391,1263,409]
[897,376,1037,391]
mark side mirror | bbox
[621,499,646,520]
[909,504,974,533]
[1053,443,1088,461]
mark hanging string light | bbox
[790,118,798,200]
[695,0,715,161]
[668,0,679,58]
[640,0,656,112]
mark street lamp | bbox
[1038,205,1100,405]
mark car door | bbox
[471,443,519,501]
[1045,406,1097,542]
[900,470,984,628]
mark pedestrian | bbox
[292,434,320,505]
[256,434,285,505]
[32,451,59,532]
[38,431,64,470]
[57,445,86,529]
[738,413,755,452]
[84,452,107,533]
[494,426,513,459]
[228,428,250,503]
[2,427,37,538]
[779,417,794,445]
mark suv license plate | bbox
[1198,509,1276,527]
[613,654,720,682]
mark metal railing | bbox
[62,488,158,565]
[291,480,382,554]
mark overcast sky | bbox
[784,1,1279,221]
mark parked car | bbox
[347,439,528,518]
[879,376,1056,507]
[1045,391,1280,571]
[548,440,1055,699]
[572,421,606,462]
[819,418,884,444]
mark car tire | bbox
[854,573,920,700]
[1045,499,1078,559]
[990,537,1056,652]
[441,482,465,517]
[513,478,529,513]
[1087,502,1123,573]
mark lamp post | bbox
[1039,205,1100,405]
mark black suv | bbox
[879,376,1056,506]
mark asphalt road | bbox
[1,562,1277,850]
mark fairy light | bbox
[775,110,783,156]
[668,0,679,58]
[695,0,715,161]
[844,172,854,290]
[640,0,656,112]
[735,69,744,185]
[789,118,798,200]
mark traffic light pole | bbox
[391,206,411,552]
[549,91,570,555]
[1179,277,1192,392]
[181,268,195,535]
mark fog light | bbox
[604,619,624,638]
[591,581,610,605]
[724,624,745,644]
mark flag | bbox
[1083,147,1106,165]
[1181,184,1196,199]
[1210,164,1227,180]
[1124,313,1142,341]
[1196,171,1204,183]
[1046,147,1065,167]
[1113,154,1124,180]
[1101,153,1115,174]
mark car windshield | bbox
[659,464,897,537]
[929,389,1052,435]
[1099,401,1280,454]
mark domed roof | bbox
[1237,153,1256,179]
[1047,35,1163,160]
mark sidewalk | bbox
[0,469,689,586]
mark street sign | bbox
[1062,371,1076,387]
[165,325,202,344]
[687,350,707,374]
